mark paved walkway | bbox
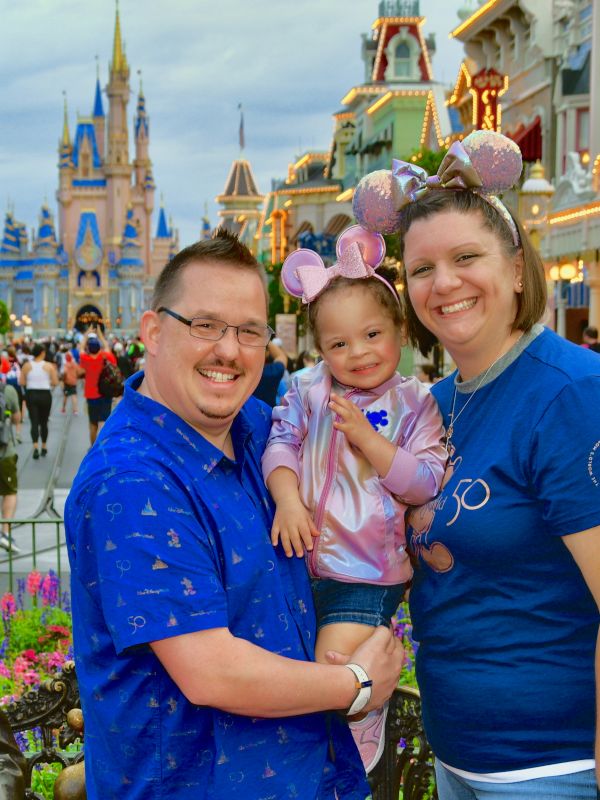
[0,385,98,590]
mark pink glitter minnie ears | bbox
[352,130,523,247]
[281,225,400,305]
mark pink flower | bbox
[0,662,10,679]
[21,649,37,663]
[26,571,42,597]
[0,593,16,618]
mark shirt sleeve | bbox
[79,471,229,656]
[261,377,309,483]
[530,376,600,536]
[381,385,447,505]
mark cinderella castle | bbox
[0,8,182,336]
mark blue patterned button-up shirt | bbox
[65,373,368,800]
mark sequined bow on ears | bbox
[391,141,483,210]
[281,225,388,304]
[294,243,375,303]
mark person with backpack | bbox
[0,380,22,552]
[4,348,23,443]
[79,328,119,447]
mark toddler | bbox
[262,225,446,773]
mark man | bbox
[65,230,403,799]
[0,381,21,552]
[582,325,600,353]
[78,328,117,446]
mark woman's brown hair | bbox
[397,190,547,356]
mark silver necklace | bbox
[445,335,523,450]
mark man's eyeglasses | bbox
[157,307,274,348]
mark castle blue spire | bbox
[35,205,58,253]
[93,77,104,118]
[135,81,148,139]
[155,204,169,238]
[0,213,19,254]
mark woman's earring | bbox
[518,280,523,289]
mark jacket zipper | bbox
[310,388,359,575]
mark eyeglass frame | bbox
[157,306,275,348]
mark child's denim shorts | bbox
[311,577,405,629]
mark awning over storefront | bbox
[509,116,542,162]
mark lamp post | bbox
[548,262,577,338]
[518,161,555,252]
[9,313,33,338]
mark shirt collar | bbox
[123,371,255,478]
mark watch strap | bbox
[344,662,373,716]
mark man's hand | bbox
[271,497,319,558]
[329,393,378,453]
[325,626,404,712]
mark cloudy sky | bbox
[0,0,466,249]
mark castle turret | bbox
[117,206,144,330]
[57,96,74,215]
[134,81,150,188]
[151,198,171,276]
[200,203,212,240]
[92,71,106,161]
[105,2,132,251]
[33,205,61,328]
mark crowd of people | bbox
[0,331,145,552]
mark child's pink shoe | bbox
[348,701,388,773]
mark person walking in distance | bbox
[0,379,22,553]
[61,352,84,415]
[19,343,58,460]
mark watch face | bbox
[75,226,103,272]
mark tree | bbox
[0,301,10,335]
[401,146,447,176]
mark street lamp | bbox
[548,262,577,338]
[518,160,555,251]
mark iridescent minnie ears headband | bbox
[281,225,400,305]
[352,130,523,247]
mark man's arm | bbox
[151,624,402,718]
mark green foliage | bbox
[264,262,306,338]
[0,301,10,335]
[4,607,72,661]
[401,146,447,176]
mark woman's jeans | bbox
[435,761,598,800]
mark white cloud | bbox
[0,0,464,248]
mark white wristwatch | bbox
[344,663,373,716]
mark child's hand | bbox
[271,497,320,558]
[329,393,378,452]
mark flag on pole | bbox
[238,103,245,152]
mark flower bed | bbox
[1,570,74,799]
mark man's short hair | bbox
[152,228,268,311]
[583,326,598,340]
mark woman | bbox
[353,131,600,797]
[19,343,58,459]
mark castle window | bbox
[384,29,419,82]
[394,42,411,77]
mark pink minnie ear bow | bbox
[281,225,398,304]
[354,130,523,246]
